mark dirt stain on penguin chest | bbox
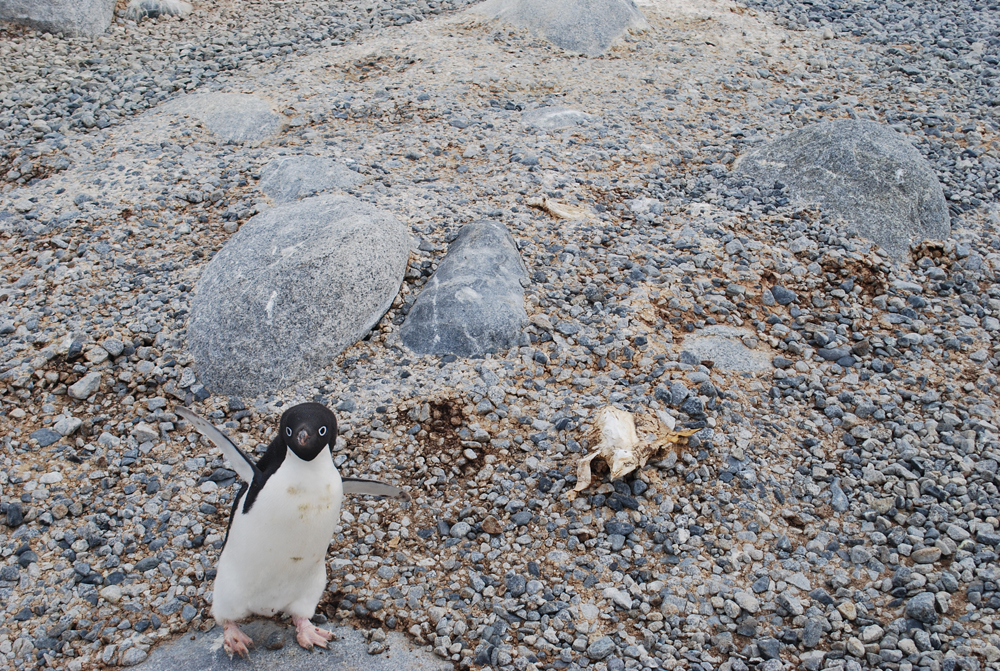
[287,483,336,521]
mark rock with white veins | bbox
[400,220,528,357]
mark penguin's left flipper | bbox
[342,477,410,501]
[175,406,261,485]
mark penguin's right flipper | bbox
[175,406,261,484]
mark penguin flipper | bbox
[175,406,262,484]
[342,477,410,501]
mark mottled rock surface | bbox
[258,156,367,204]
[400,220,527,356]
[162,93,285,144]
[469,0,647,56]
[0,0,115,36]
[188,195,410,396]
[735,119,950,257]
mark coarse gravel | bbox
[0,0,999,670]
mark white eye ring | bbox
[319,426,327,436]
[285,427,292,437]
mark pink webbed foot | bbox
[223,621,254,658]
[292,615,335,650]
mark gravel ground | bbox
[1,0,1000,670]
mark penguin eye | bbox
[319,426,327,437]
[285,427,292,437]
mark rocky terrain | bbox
[1,0,1000,670]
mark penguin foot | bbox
[223,621,254,658]
[292,615,335,650]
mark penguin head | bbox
[279,402,337,462]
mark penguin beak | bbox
[296,428,310,446]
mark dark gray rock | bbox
[522,105,593,131]
[802,618,824,647]
[471,0,648,57]
[29,428,62,447]
[400,220,528,357]
[770,285,797,305]
[586,635,616,660]
[734,120,949,258]
[189,195,410,396]
[818,347,851,361]
[830,478,849,512]
[163,93,284,144]
[132,619,452,671]
[905,592,938,624]
[0,0,115,36]
[258,156,366,204]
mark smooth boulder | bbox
[470,0,647,57]
[163,93,284,144]
[522,105,593,132]
[734,119,949,258]
[258,156,366,204]
[680,326,771,373]
[0,0,115,36]
[400,220,528,357]
[188,195,410,396]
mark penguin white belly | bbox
[211,447,342,622]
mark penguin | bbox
[175,403,409,657]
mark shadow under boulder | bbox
[734,119,949,259]
[400,220,528,357]
[469,0,647,57]
[188,194,410,397]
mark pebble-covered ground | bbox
[1,0,1000,670]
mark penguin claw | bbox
[293,616,335,650]
[223,622,254,658]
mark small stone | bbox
[131,422,159,444]
[587,636,616,660]
[450,521,472,538]
[53,416,83,436]
[481,516,504,534]
[68,372,102,399]
[846,637,865,657]
[911,546,942,564]
[734,591,760,614]
[905,592,938,624]
[837,602,857,620]
[861,625,884,643]
[102,338,125,357]
[100,585,123,603]
[30,428,62,447]
[120,648,148,666]
[770,285,797,305]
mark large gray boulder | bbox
[259,156,366,204]
[400,220,528,357]
[188,195,410,396]
[132,619,453,671]
[470,0,647,57]
[0,0,115,37]
[163,93,284,144]
[734,119,950,258]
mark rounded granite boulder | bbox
[734,119,949,258]
[188,195,410,397]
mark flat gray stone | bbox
[734,119,949,258]
[0,0,114,36]
[188,195,410,396]
[679,326,771,373]
[400,220,528,357]
[163,93,284,144]
[258,156,366,204]
[132,619,452,671]
[522,105,593,132]
[470,0,648,57]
